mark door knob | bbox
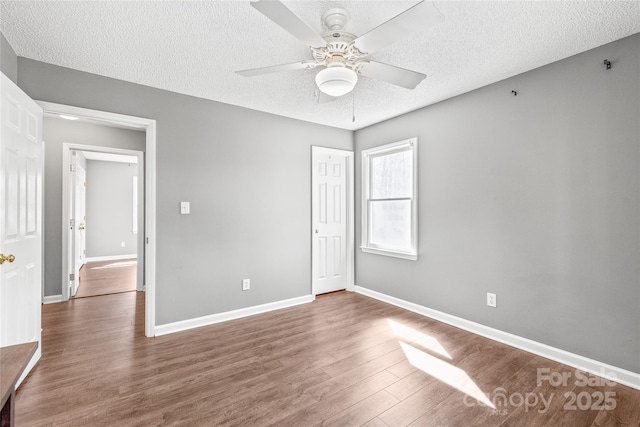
[79,222,85,230]
[315,229,319,234]
[0,254,15,264]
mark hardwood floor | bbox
[17,291,640,426]
[73,259,137,298]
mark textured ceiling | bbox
[2,1,639,130]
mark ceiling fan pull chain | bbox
[352,91,356,123]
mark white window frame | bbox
[361,137,418,261]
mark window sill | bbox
[360,246,417,261]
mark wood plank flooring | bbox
[16,291,640,426]
[73,259,137,298]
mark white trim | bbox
[85,254,137,262]
[144,123,156,336]
[39,102,147,130]
[361,138,418,260]
[37,101,156,338]
[155,295,314,337]
[355,285,640,391]
[62,148,71,300]
[361,246,418,261]
[311,146,355,295]
[346,150,355,291]
[43,295,63,304]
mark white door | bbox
[71,158,86,296]
[0,72,43,383]
[312,147,350,294]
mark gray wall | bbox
[85,160,138,258]
[42,116,145,296]
[20,60,353,324]
[1,31,17,83]
[354,34,640,373]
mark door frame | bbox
[37,101,157,338]
[311,146,355,296]
[69,153,87,297]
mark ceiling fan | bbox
[236,1,444,102]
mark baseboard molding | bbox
[155,295,314,337]
[85,254,137,262]
[354,285,640,391]
[42,295,63,304]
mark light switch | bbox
[180,202,190,215]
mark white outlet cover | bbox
[180,201,190,215]
[242,279,250,291]
[487,292,497,308]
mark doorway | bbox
[37,101,157,337]
[311,146,355,296]
[69,149,141,299]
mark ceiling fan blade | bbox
[317,91,336,104]
[236,61,315,77]
[251,0,327,49]
[357,61,426,89]
[353,1,443,54]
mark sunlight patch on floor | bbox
[400,341,495,408]
[388,319,494,408]
[387,318,451,359]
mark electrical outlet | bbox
[242,279,250,291]
[180,202,190,215]
[487,292,497,308]
[121,241,125,247]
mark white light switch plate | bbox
[180,202,190,215]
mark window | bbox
[361,138,418,260]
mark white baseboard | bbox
[86,254,137,262]
[154,295,314,337]
[42,295,63,304]
[354,285,640,391]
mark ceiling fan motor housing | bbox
[312,31,365,70]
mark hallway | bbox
[73,259,137,298]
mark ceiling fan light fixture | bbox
[315,67,358,97]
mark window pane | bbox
[371,149,413,199]
[370,200,411,250]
